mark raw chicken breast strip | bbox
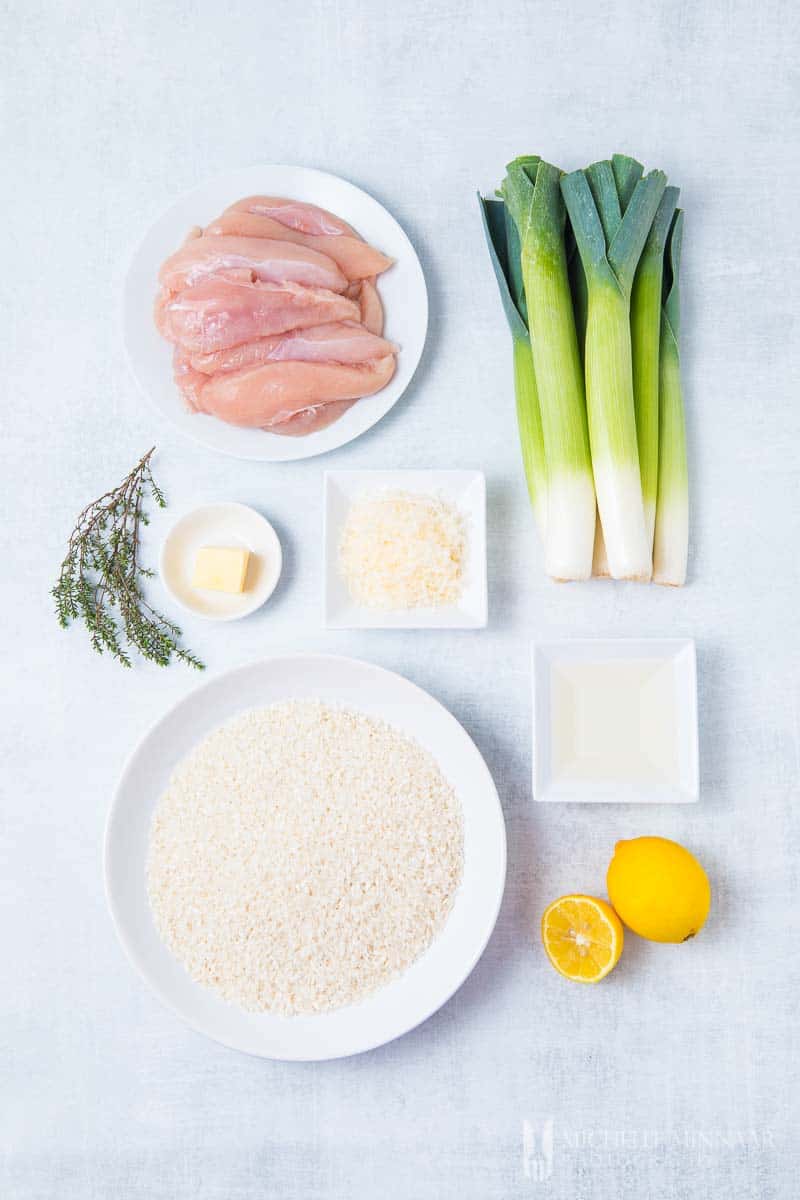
[173,350,207,410]
[358,278,384,335]
[157,278,360,354]
[174,346,360,436]
[158,235,347,295]
[189,321,397,374]
[188,355,397,428]
[205,211,393,281]
[344,278,384,334]
[270,399,359,437]
[225,196,357,237]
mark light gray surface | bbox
[2,1,798,1197]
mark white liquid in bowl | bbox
[550,659,681,787]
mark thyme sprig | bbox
[52,447,204,670]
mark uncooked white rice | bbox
[147,700,463,1015]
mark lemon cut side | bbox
[541,894,624,983]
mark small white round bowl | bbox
[160,502,282,622]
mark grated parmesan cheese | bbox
[146,701,464,1016]
[338,489,467,610]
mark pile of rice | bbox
[147,700,463,1015]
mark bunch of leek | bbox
[479,153,689,585]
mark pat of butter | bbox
[192,546,250,594]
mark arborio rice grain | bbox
[147,701,464,1015]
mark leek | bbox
[652,210,688,585]
[566,223,589,360]
[561,164,666,580]
[630,185,680,557]
[478,194,547,540]
[567,209,608,576]
[592,519,611,578]
[591,156,670,577]
[611,153,644,211]
[502,158,595,581]
[585,157,642,579]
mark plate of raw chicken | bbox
[124,166,428,460]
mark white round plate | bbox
[124,165,428,461]
[160,502,282,622]
[105,655,506,1060]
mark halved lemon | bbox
[541,895,624,982]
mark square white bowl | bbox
[532,639,699,803]
[324,470,488,629]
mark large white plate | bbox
[124,166,428,461]
[105,655,506,1060]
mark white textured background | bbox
[2,1,799,1197]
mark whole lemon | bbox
[607,836,711,943]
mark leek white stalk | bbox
[478,194,548,542]
[630,186,680,559]
[592,522,611,577]
[503,159,595,581]
[653,210,688,585]
[561,164,666,580]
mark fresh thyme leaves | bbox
[52,448,204,670]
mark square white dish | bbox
[532,639,699,803]
[324,470,487,629]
